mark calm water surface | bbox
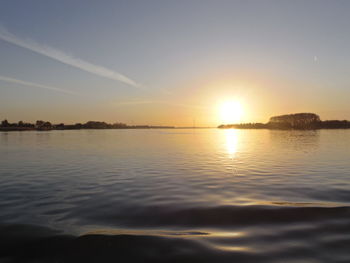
[0,129,349,262]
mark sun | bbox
[219,101,243,124]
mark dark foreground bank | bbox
[1,205,350,263]
[1,225,221,263]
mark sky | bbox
[0,0,350,126]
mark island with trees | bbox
[0,120,174,131]
[218,113,350,129]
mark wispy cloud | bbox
[0,26,141,88]
[115,100,155,106]
[0,75,77,95]
[114,100,207,109]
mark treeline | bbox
[218,120,350,129]
[218,113,350,129]
[0,119,174,131]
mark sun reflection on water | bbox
[225,129,239,158]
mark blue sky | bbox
[1,0,350,126]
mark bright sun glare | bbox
[219,101,243,124]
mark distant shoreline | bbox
[0,127,217,132]
[219,113,350,130]
[0,119,177,132]
[218,123,350,130]
[0,126,182,132]
[0,119,216,131]
[1,112,350,131]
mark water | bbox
[0,129,349,262]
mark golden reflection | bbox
[212,231,245,237]
[211,231,249,252]
[215,245,251,252]
[225,129,239,158]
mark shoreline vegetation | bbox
[219,113,350,129]
[0,113,349,131]
[0,119,176,131]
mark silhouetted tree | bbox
[36,120,44,127]
[1,119,9,127]
[268,113,320,129]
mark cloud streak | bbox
[0,75,77,95]
[114,100,208,109]
[0,26,140,88]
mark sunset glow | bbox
[1,2,350,263]
[219,101,243,124]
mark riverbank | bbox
[0,119,175,131]
[219,113,350,129]
[218,120,350,129]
